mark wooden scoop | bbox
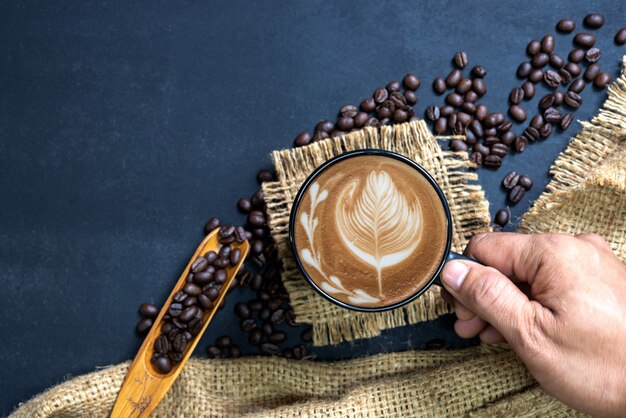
[110,229,248,418]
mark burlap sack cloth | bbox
[11,58,625,417]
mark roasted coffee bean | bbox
[525,126,541,141]
[527,39,541,56]
[136,318,153,334]
[203,217,220,234]
[213,257,229,269]
[447,113,457,130]
[340,105,357,118]
[518,175,533,190]
[574,33,596,48]
[292,345,307,360]
[560,113,574,130]
[248,211,266,227]
[237,197,252,213]
[433,77,446,94]
[248,329,263,346]
[515,136,528,152]
[465,129,477,145]
[553,91,564,106]
[583,13,604,29]
[206,346,222,358]
[139,303,158,319]
[389,91,407,107]
[483,155,502,168]
[189,318,203,335]
[215,335,232,349]
[469,120,483,138]
[484,127,497,137]
[270,309,285,324]
[475,104,488,121]
[434,117,447,134]
[269,331,287,345]
[353,112,369,128]
[497,120,512,132]
[197,294,213,310]
[169,302,183,317]
[445,69,462,87]
[377,106,392,120]
[219,224,235,238]
[258,306,271,321]
[517,62,532,78]
[483,136,499,146]
[544,107,562,123]
[532,52,549,68]
[457,112,471,126]
[501,130,516,146]
[530,114,544,129]
[154,335,169,354]
[235,302,251,319]
[440,105,454,117]
[257,169,275,183]
[386,80,401,92]
[179,306,198,322]
[471,65,486,78]
[569,78,586,93]
[191,257,208,274]
[568,48,585,63]
[483,113,498,128]
[616,28,626,45]
[229,248,242,265]
[491,143,508,158]
[183,296,198,307]
[183,283,202,296]
[251,239,264,255]
[315,119,335,133]
[173,291,188,304]
[373,87,388,103]
[502,171,520,189]
[172,333,187,352]
[213,269,227,284]
[557,18,576,33]
[205,287,219,301]
[260,343,280,355]
[218,245,231,259]
[425,105,440,121]
[564,91,582,109]
[392,109,408,123]
[495,209,510,226]
[403,91,417,106]
[456,78,473,94]
[521,81,535,99]
[539,94,554,109]
[471,78,487,96]
[454,51,469,68]
[558,68,572,85]
[543,70,561,88]
[403,73,420,90]
[508,105,527,122]
[153,355,172,374]
[510,87,524,104]
[593,72,612,89]
[364,117,380,127]
[529,69,544,83]
[464,90,478,103]
[261,322,273,336]
[540,123,553,138]
[549,54,564,69]
[508,185,525,204]
[470,151,483,165]
[203,252,217,266]
[585,47,602,63]
[541,35,555,54]
[564,62,581,77]
[450,139,468,152]
[336,116,354,131]
[170,318,186,330]
[241,318,256,332]
[360,97,376,112]
[312,130,329,142]
[461,102,476,114]
[267,298,283,311]
[228,345,242,358]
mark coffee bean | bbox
[472,79,488,97]
[268,331,287,345]
[544,107,562,123]
[559,113,574,130]
[261,321,273,336]
[203,218,221,235]
[218,246,231,260]
[557,19,576,33]
[425,105,440,122]
[392,109,408,123]
[365,117,380,127]
[541,35,555,54]
[454,51,469,68]
[508,105,527,122]
[440,105,454,117]
[540,123,553,139]
[532,52,549,68]
[471,65,486,78]
[529,69,543,83]
[497,120,512,132]
[336,116,354,131]
[260,343,280,355]
[564,62,581,77]
[404,91,418,106]
[474,104,488,121]
[213,269,226,284]
[229,248,242,265]
[183,296,198,307]
[179,306,199,322]
[484,136,499,146]
[445,69,462,87]
[508,185,525,204]
[616,28,626,45]
[239,318,256,333]
[206,346,222,358]
[249,329,263,346]
[495,209,510,226]
[549,54,564,69]
[569,50,585,66]
[491,143,508,158]
[518,175,533,190]
[215,335,232,349]
[169,302,184,317]
[583,13,604,29]
[446,93,463,107]
[574,33,596,48]
[205,286,220,301]
[257,169,275,183]
[352,112,368,128]
[564,91,582,109]
[483,155,502,168]
[530,114,543,130]
[457,111,472,126]
[447,113,457,131]
[172,333,188,352]
[509,87,524,104]
[373,87,388,104]
[551,91,561,107]
[456,78,473,95]
[403,73,420,90]
[501,131,516,146]
[139,303,159,319]
[136,318,153,334]
[558,68,572,85]
[386,80,401,92]
[484,127,497,137]
[469,152,483,166]
[527,40,541,56]
[191,257,209,274]
[270,309,285,324]
[593,72,612,89]
[359,98,375,113]
[377,106,392,120]
[569,78,586,93]
[433,78,446,94]
[515,136,528,152]
[502,171,520,189]
[539,94,554,109]
[152,355,172,374]
[584,48,602,65]
[525,126,541,141]
[228,345,242,358]
[520,81,534,100]
[316,119,335,133]
[154,335,170,354]
[450,139,468,152]
[517,62,532,78]
[467,120,482,138]
[543,70,561,88]
[196,294,212,310]
[434,117,447,134]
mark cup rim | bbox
[288,149,453,312]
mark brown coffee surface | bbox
[294,154,448,308]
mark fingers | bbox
[440,259,533,344]
[454,315,488,338]
[479,326,506,344]
[441,288,477,320]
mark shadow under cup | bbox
[289,149,470,313]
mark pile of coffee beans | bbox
[293,74,422,147]
[149,227,247,374]
[137,14,625,361]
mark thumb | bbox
[440,260,531,344]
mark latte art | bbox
[294,154,448,308]
[336,170,423,297]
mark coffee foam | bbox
[294,154,448,308]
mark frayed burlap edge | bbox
[262,120,491,346]
[520,55,626,263]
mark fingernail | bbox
[441,261,469,291]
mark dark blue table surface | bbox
[1,0,624,414]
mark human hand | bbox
[440,233,626,417]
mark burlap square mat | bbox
[262,120,491,345]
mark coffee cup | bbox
[289,149,473,312]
